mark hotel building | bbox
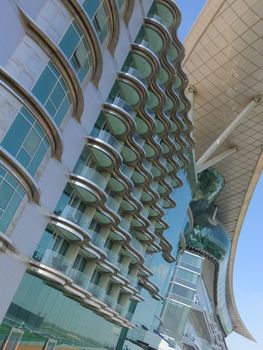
[0,1,262,350]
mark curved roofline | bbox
[226,151,263,341]
[183,0,262,341]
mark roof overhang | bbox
[184,0,263,341]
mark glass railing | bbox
[120,163,133,179]
[116,303,128,317]
[103,247,118,265]
[150,14,165,26]
[106,194,122,213]
[130,237,144,256]
[119,217,131,231]
[74,163,107,190]
[67,268,89,288]
[91,127,123,152]
[133,133,145,148]
[122,66,147,86]
[90,231,105,249]
[108,96,136,119]
[38,249,71,274]
[142,159,152,171]
[104,294,117,309]
[138,39,151,50]
[57,205,93,236]
[118,264,129,277]
[132,187,142,200]
[127,274,138,287]
[88,282,106,300]
[141,206,149,218]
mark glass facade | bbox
[1,273,121,350]
[1,107,50,176]
[32,61,72,127]
[0,166,25,234]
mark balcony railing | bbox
[36,249,71,274]
[103,247,118,265]
[108,96,136,119]
[106,195,122,213]
[91,127,123,152]
[120,163,133,179]
[130,237,145,257]
[74,163,108,190]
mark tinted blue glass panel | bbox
[0,167,25,233]
[1,107,50,176]
[59,24,80,58]
[32,66,57,104]
[83,0,101,18]
[1,115,30,156]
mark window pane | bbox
[83,0,101,19]
[1,113,31,156]
[0,182,13,210]
[59,24,80,58]
[49,81,65,109]
[32,66,57,104]
[23,129,41,156]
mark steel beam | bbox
[197,97,261,167]
[196,147,238,173]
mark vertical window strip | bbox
[82,0,110,45]
[31,61,72,127]
[0,166,25,234]
[1,107,50,176]
[58,19,92,83]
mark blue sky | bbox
[176,1,263,349]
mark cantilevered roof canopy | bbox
[184,0,263,341]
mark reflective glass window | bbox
[0,167,25,233]
[2,107,50,176]
[116,0,125,10]
[59,20,92,82]
[32,62,71,126]
[82,0,110,44]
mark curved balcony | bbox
[33,249,71,277]
[74,163,108,189]
[134,228,152,243]
[70,175,105,206]
[146,87,164,110]
[155,0,182,30]
[143,15,171,56]
[118,67,148,109]
[88,127,123,169]
[50,206,93,243]
[155,110,172,135]
[108,174,129,195]
[120,195,141,214]
[135,107,156,136]
[121,134,146,166]
[102,97,136,138]
[131,39,160,81]
[119,163,134,182]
